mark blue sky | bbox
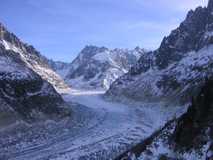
[0,0,208,62]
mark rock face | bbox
[107,1,213,104]
[0,23,69,92]
[0,23,71,126]
[134,79,213,160]
[173,79,213,151]
[64,45,146,90]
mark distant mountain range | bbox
[0,20,147,126]
[50,45,146,90]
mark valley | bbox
[0,0,213,159]
[0,89,183,160]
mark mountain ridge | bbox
[62,45,147,89]
[0,23,70,92]
[106,2,213,104]
[0,23,71,125]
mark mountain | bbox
[106,1,213,104]
[117,79,213,160]
[0,23,71,127]
[113,1,213,159]
[48,59,71,79]
[0,23,69,92]
[64,45,146,90]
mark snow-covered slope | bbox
[0,24,69,92]
[65,46,146,90]
[112,1,213,159]
[120,79,213,160]
[107,2,213,104]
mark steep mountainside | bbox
[65,45,146,89]
[134,79,213,160]
[0,23,71,127]
[107,1,213,104]
[0,24,69,92]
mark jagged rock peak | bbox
[0,23,4,38]
[65,45,146,90]
[81,45,108,53]
[78,45,109,60]
[0,22,6,31]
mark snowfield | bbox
[0,90,185,160]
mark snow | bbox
[52,90,184,160]
[0,57,19,72]
[1,89,185,160]
[64,47,144,90]
[53,90,184,160]
[55,67,70,79]
[109,44,213,104]
[137,121,177,160]
[66,67,126,90]
[0,56,33,81]
[1,40,22,53]
[93,50,128,73]
[66,66,125,90]
[68,89,105,96]
[0,39,70,92]
[92,50,111,63]
[205,31,213,38]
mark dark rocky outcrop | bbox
[0,71,70,122]
[115,79,213,160]
[137,1,213,71]
[156,6,208,69]
[173,79,213,153]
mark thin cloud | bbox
[135,0,208,12]
[8,0,209,61]
[125,20,179,33]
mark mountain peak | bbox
[79,45,108,59]
[82,45,108,52]
[0,22,5,29]
[0,23,6,38]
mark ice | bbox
[0,89,184,160]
